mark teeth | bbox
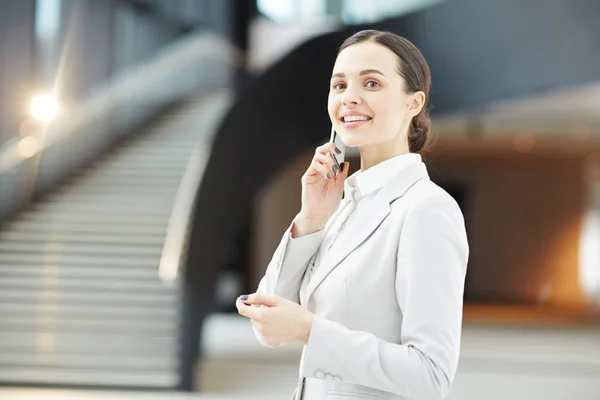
[344,115,369,122]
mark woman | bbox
[236,30,469,400]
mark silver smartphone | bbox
[330,125,345,176]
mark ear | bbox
[407,91,426,117]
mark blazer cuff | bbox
[269,223,323,298]
[301,315,350,381]
[282,227,323,267]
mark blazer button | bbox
[325,374,333,381]
[333,376,342,382]
[315,370,325,379]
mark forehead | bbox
[333,41,399,75]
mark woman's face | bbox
[328,41,422,150]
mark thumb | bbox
[241,293,281,306]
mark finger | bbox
[246,293,281,307]
[236,298,257,318]
[306,159,333,180]
[314,152,337,177]
[315,142,337,156]
[313,151,333,165]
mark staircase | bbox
[0,91,230,388]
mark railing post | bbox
[178,279,206,391]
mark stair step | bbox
[104,146,193,155]
[0,332,176,352]
[0,288,176,307]
[88,163,192,173]
[7,220,167,235]
[0,315,176,334]
[18,211,168,225]
[0,242,163,257]
[0,264,165,280]
[80,167,187,177]
[71,174,183,185]
[34,202,171,215]
[48,193,175,204]
[0,303,177,320]
[0,253,158,267]
[66,181,181,192]
[0,231,165,246]
[0,276,172,293]
[0,367,178,388]
[0,352,177,370]
[56,186,180,196]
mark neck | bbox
[359,140,410,171]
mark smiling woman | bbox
[238,30,468,400]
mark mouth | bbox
[339,113,372,128]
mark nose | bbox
[342,85,362,106]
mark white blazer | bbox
[255,161,469,400]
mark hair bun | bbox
[409,113,430,153]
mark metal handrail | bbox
[159,143,209,284]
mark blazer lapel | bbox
[305,162,429,301]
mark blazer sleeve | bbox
[256,219,323,303]
[255,199,349,302]
[252,218,323,347]
[300,195,469,400]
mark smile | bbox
[340,114,372,128]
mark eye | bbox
[332,82,346,90]
[365,80,380,88]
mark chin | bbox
[338,130,372,148]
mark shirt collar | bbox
[344,153,422,201]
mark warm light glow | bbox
[17,136,40,158]
[19,118,38,136]
[30,93,59,121]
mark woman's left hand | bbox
[236,293,314,346]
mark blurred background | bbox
[0,0,599,399]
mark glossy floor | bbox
[1,312,599,399]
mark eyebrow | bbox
[331,69,385,79]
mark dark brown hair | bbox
[338,30,432,153]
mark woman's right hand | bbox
[292,142,349,237]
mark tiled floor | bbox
[1,313,599,399]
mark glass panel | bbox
[257,0,444,24]
[34,0,62,86]
[341,0,443,23]
[257,0,300,22]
